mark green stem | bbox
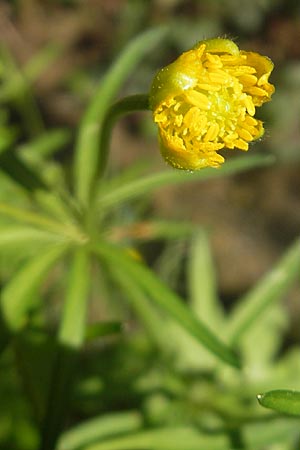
[91,94,150,200]
[85,94,150,235]
[73,26,168,207]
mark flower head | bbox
[150,38,274,170]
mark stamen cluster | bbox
[150,39,275,170]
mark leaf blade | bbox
[1,244,68,332]
[227,237,300,344]
[98,154,275,209]
[58,411,142,450]
[257,390,300,416]
[93,241,241,369]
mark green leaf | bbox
[238,303,288,373]
[0,44,62,102]
[13,328,57,422]
[58,411,142,450]
[0,225,63,257]
[40,250,90,450]
[244,417,300,448]
[108,264,170,353]
[0,46,45,135]
[0,124,19,154]
[19,128,72,162]
[257,390,300,416]
[0,150,47,192]
[93,241,241,369]
[34,190,78,228]
[188,229,224,331]
[164,230,226,371]
[98,154,275,210]
[73,26,169,206]
[227,237,300,344]
[0,202,86,243]
[1,244,68,332]
[84,426,228,450]
[58,249,90,348]
[75,418,300,450]
[85,321,122,341]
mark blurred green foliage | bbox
[0,1,300,450]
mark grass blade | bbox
[93,241,241,369]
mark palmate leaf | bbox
[93,240,240,369]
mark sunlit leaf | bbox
[257,390,300,416]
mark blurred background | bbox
[0,0,300,356]
[1,2,300,449]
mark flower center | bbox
[153,51,267,154]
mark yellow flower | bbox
[150,38,274,170]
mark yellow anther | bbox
[244,96,256,116]
[204,123,220,142]
[246,86,269,97]
[238,74,258,86]
[234,139,249,150]
[184,90,210,110]
[237,128,253,141]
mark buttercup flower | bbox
[150,38,274,170]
